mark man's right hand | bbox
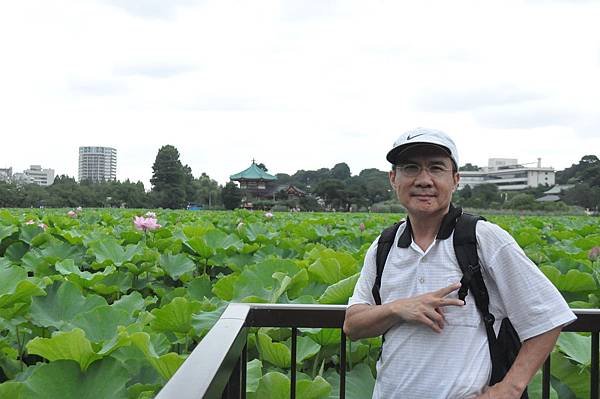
[389,282,464,333]
[343,282,465,340]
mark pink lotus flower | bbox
[145,211,156,218]
[67,210,77,218]
[26,220,36,225]
[264,212,273,218]
[76,206,83,212]
[38,223,48,230]
[359,222,366,232]
[133,216,161,232]
[589,247,600,262]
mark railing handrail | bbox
[156,305,600,399]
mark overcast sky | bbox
[1,0,599,188]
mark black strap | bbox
[372,221,404,306]
[453,214,499,368]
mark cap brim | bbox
[386,142,452,164]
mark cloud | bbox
[69,79,128,96]
[473,102,576,129]
[114,64,196,79]
[102,0,202,18]
[414,85,543,113]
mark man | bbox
[343,127,575,398]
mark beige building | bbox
[459,158,555,191]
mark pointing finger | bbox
[435,282,461,297]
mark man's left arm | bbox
[475,325,562,399]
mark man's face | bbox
[388,145,460,217]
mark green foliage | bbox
[150,145,187,209]
[0,208,598,397]
[222,182,242,210]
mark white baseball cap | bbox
[386,127,459,168]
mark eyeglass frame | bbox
[393,162,456,178]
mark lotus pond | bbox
[0,208,598,398]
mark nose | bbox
[414,167,434,187]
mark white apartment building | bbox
[79,146,117,182]
[459,158,555,191]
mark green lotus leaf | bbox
[557,332,590,366]
[184,237,214,258]
[39,241,85,265]
[191,304,227,337]
[5,242,28,262]
[246,359,262,393]
[111,291,147,317]
[551,351,589,399]
[318,273,360,304]
[528,370,558,399]
[26,328,103,371]
[90,270,133,295]
[301,328,341,347]
[0,381,24,397]
[30,281,107,329]
[0,264,46,309]
[203,229,244,252]
[71,305,133,343]
[308,250,357,284]
[0,225,18,242]
[212,273,237,301]
[159,253,197,280]
[287,268,310,299]
[296,376,331,399]
[257,332,290,368]
[19,225,45,245]
[88,239,141,266]
[55,259,116,287]
[150,297,203,334]
[540,266,597,292]
[129,332,185,381]
[12,358,129,399]
[187,275,213,300]
[325,363,375,399]
[255,372,289,399]
[291,335,321,363]
[233,259,300,302]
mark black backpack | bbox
[371,212,528,398]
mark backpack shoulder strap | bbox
[453,213,499,350]
[372,221,405,305]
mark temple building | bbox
[229,161,278,199]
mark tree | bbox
[150,145,187,209]
[222,182,242,210]
[314,179,347,209]
[256,163,268,172]
[331,163,351,181]
[459,163,480,171]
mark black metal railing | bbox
[156,306,600,399]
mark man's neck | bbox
[407,206,450,251]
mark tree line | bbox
[0,144,598,212]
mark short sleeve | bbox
[477,222,576,341]
[347,238,379,307]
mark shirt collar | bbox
[397,203,463,248]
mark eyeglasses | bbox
[395,163,452,178]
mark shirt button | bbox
[419,277,425,284]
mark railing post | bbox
[542,356,551,399]
[222,354,242,399]
[340,330,346,399]
[291,327,297,399]
[592,331,599,399]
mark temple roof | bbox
[230,162,277,181]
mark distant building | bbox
[24,165,55,186]
[459,158,555,191]
[0,167,12,183]
[78,146,117,182]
